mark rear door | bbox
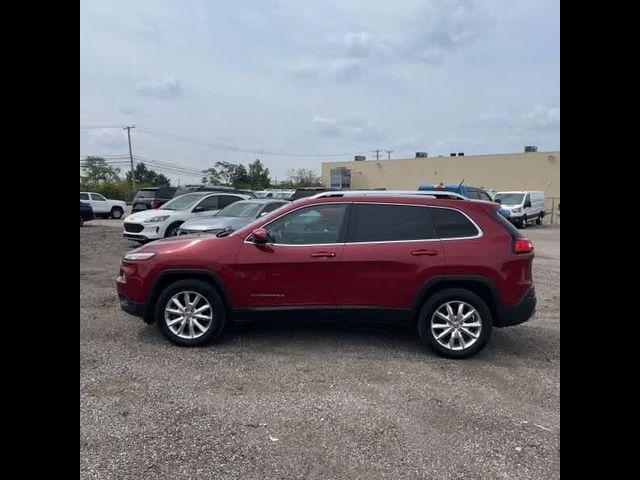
[338,203,445,308]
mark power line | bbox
[371,149,382,160]
[136,127,368,158]
[80,126,124,130]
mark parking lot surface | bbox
[80,222,560,480]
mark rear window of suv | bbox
[347,204,436,242]
[429,207,479,238]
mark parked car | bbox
[80,192,126,219]
[80,201,94,227]
[493,191,545,229]
[417,183,494,202]
[123,192,249,242]
[290,187,336,200]
[173,185,255,198]
[131,186,178,213]
[178,199,289,236]
[117,193,536,358]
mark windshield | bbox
[218,201,263,218]
[494,193,525,205]
[162,193,206,211]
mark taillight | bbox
[514,238,534,254]
[150,200,161,209]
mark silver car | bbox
[177,199,289,236]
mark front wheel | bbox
[417,288,493,359]
[164,222,182,237]
[519,215,528,229]
[155,279,227,346]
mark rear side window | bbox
[430,208,479,238]
[466,190,480,200]
[347,204,436,242]
[80,193,89,200]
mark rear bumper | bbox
[495,287,536,327]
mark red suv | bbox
[117,195,535,358]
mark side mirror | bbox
[251,228,269,244]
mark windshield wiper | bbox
[216,227,234,237]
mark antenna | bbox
[457,178,465,188]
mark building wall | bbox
[322,151,560,196]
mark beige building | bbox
[322,151,560,197]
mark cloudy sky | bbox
[80,0,559,185]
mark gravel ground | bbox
[80,222,560,480]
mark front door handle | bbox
[311,252,337,258]
[411,249,438,256]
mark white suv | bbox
[80,192,126,219]
[123,192,249,242]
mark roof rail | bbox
[311,190,468,200]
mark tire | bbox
[519,215,528,229]
[164,222,182,238]
[417,288,493,359]
[110,207,124,219]
[535,215,542,225]
[80,215,84,227]
[155,279,227,346]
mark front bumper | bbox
[495,286,536,327]
[118,294,152,322]
[123,222,163,241]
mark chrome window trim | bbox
[242,201,483,246]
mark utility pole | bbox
[125,125,136,192]
[372,149,382,160]
[385,150,393,160]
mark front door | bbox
[233,203,350,307]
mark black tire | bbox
[110,207,124,219]
[535,215,542,225]
[417,288,493,359]
[80,215,84,227]
[154,279,227,347]
[164,222,182,237]
[519,215,528,229]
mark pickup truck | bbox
[79,192,126,219]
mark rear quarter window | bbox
[429,207,479,238]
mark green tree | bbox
[81,156,121,183]
[286,168,322,187]
[125,162,171,186]
[232,164,251,188]
[202,161,237,186]
[248,159,271,189]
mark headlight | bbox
[124,252,156,261]
[144,215,170,223]
[512,207,521,213]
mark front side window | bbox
[264,204,348,245]
[430,207,480,239]
[347,204,436,242]
[193,195,221,212]
[91,193,106,201]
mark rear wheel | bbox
[417,288,493,359]
[154,279,227,346]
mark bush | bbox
[80,180,135,202]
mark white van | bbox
[494,191,545,229]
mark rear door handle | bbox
[311,252,337,258]
[411,249,438,256]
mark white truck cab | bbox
[494,191,545,229]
